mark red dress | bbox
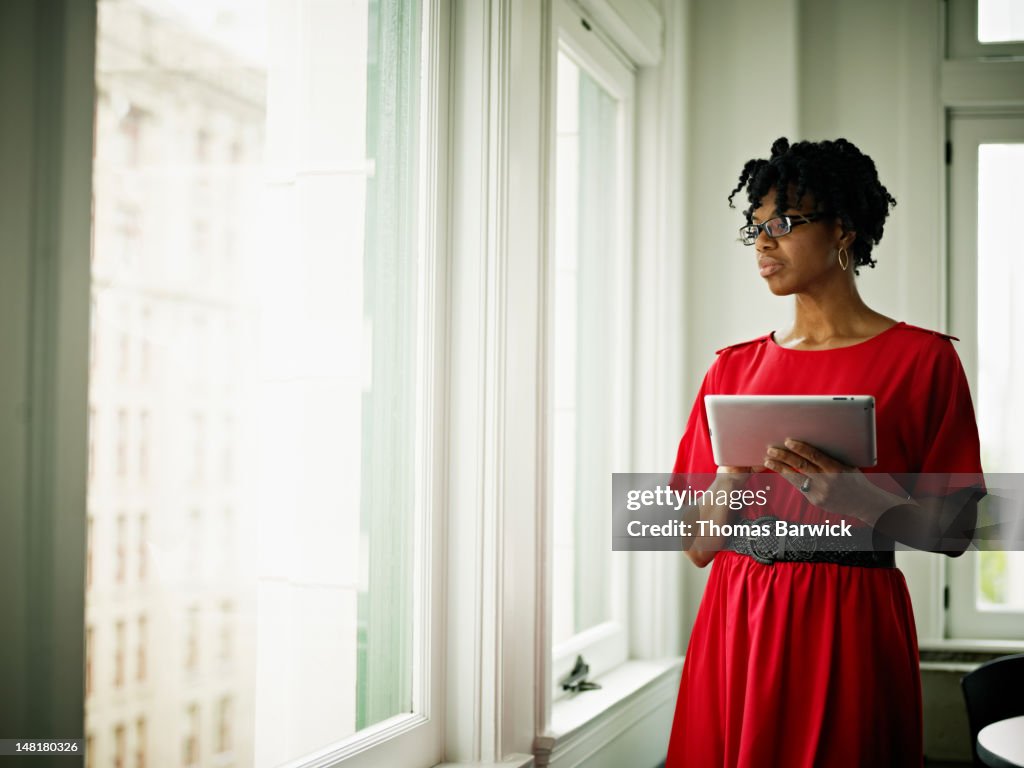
[665,323,983,768]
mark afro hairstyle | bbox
[728,137,896,272]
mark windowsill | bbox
[432,757,534,768]
[919,638,1024,654]
[534,657,683,766]
[919,638,1024,672]
[549,658,682,735]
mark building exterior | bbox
[88,2,265,765]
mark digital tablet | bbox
[704,395,877,469]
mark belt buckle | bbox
[749,516,780,565]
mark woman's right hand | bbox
[683,466,760,567]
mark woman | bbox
[664,137,984,767]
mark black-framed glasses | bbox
[738,213,828,246]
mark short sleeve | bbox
[917,341,983,474]
[911,339,985,499]
[672,359,720,475]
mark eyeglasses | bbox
[738,213,829,246]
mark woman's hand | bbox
[762,439,978,555]
[683,466,761,567]
[761,439,868,518]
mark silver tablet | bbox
[704,395,877,469]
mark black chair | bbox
[961,653,1024,766]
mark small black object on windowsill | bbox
[560,654,602,693]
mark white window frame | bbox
[946,111,1024,642]
[5,0,450,765]
[5,1,687,766]
[946,0,1024,59]
[549,0,636,701]
[317,0,450,764]
[937,0,1024,647]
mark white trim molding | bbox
[535,659,681,768]
[445,0,551,762]
[940,60,1024,108]
[578,0,662,66]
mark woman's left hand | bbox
[763,439,867,515]
[764,439,979,553]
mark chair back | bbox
[961,653,1024,766]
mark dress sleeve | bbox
[672,358,720,475]
[911,339,985,500]
[916,340,983,474]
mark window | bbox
[217,601,233,666]
[219,508,233,578]
[87,1,443,765]
[191,414,205,484]
[140,307,151,382]
[116,409,128,477]
[978,0,1024,42]
[136,615,147,682]
[184,604,199,673]
[114,205,141,270]
[947,113,1024,639]
[118,105,145,167]
[118,307,130,381]
[135,718,146,768]
[216,696,233,754]
[186,509,201,581]
[947,0,1024,57]
[550,1,634,691]
[221,415,233,483]
[114,723,126,768]
[115,620,125,688]
[137,514,147,583]
[183,703,199,768]
[116,514,126,584]
[137,411,149,481]
[0,0,686,762]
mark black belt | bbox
[722,515,896,568]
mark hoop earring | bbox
[838,247,849,272]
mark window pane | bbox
[977,0,1024,42]
[88,0,424,765]
[552,52,620,646]
[975,142,1024,610]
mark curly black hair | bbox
[727,137,896,272]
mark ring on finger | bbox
[800,476,812,493]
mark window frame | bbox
[549,0,637,701]
[336,0,447,763]
[946,0,1024,59]
[26,0,448,764]
[248,0,449,763]
[946,110,1024,641]
[5,0,683,765]
[938,0,1024,646]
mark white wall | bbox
[798,0,946,329]
[683,0,801,384]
